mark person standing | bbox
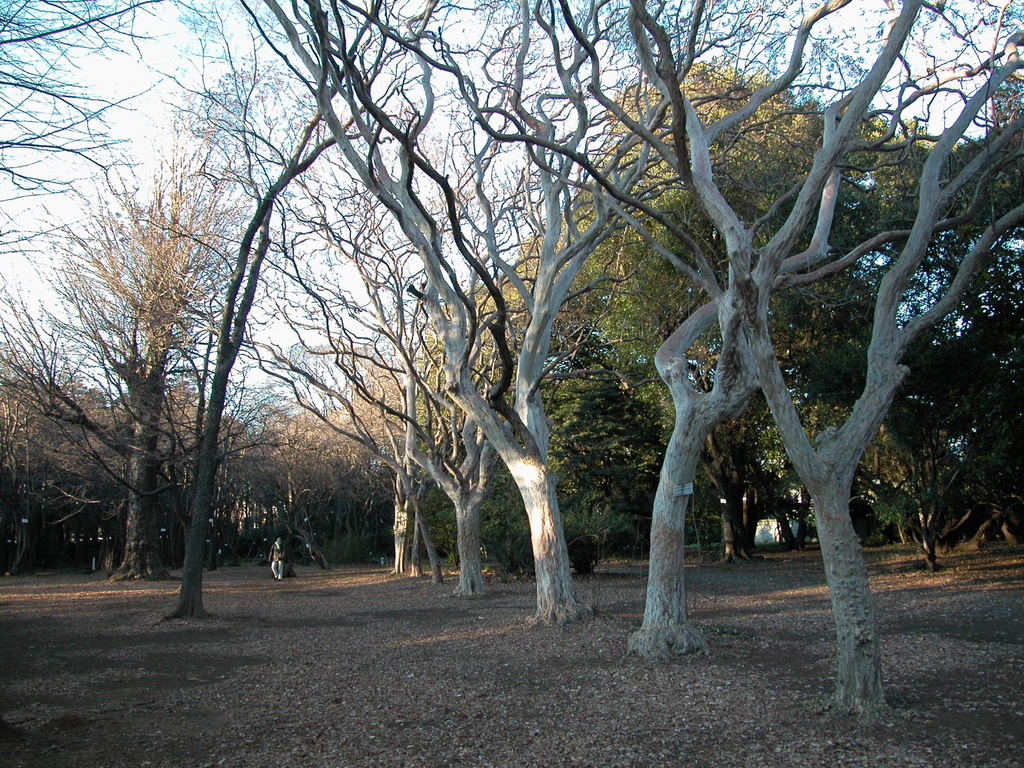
[270,537,285,580]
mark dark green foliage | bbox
[548,367,664,572]
[478,465,534,576]
[420,486,457,563]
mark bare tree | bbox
[166,115,333,616]
[248,0,657,622]
[0,0,160,191]
[165,29,336,614]
[263,192,496,593]
[0,144,235,579]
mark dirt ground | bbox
[0,545,1021,768]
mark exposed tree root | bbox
[109,567,173,582]
[451,576,487,597]
[626,622,707,660]
[530,600,593,626]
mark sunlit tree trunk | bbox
[392,486,409,576]
[506,455,588,623]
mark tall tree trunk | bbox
[111,444,167,581]
[171,450,213,618]
[452,494,486,596]
[750,318,892,713]
[393,493,409,575]
[415,512,443,585]
[169,327,228,619]
[813,483,884,714]
[919,508,938,571]
[629,301,754,659]
[453,384,587,621]
[507,455,590,623]
[410,512,422,577]
[166,114,331,619]
[627,422,707,658]
[9,507,34,576]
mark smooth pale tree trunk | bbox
[750,318,899,713]
[629,301,754,659]
[413,459,489,595]
[512,374,591,622]
[507,455,590,623]
[421,434,492,597]
[757,421,890,713]
[626,424,707,658]
[393,493,409,575]
[451,378,588,621]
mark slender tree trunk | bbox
[744,491,760,552]
[410,512,422,576]
[795,500,810,550]
[812,482,885,714]
[168,352,227,618]
[507,455,590,623]
[9,507,34,576]
[393,494,409,575]
[629,301,753,659]
[455,386,587,621]
[452,494,486,596]
[415,512,443,585]
[171,452,213,618]
[752,320,891,713]
[166,115,331,619]
[920,508,938,571]
[627,408,707,659]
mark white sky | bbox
[1,5,199,298]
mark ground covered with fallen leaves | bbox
[0,545,1021,768]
